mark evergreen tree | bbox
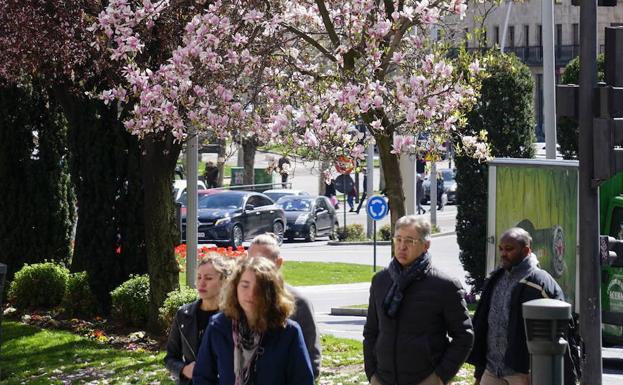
[455,51,535,290]
[0,81,74,279]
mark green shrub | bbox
[8,262,69,310]
[62,272,98,318]
[454,50,535,290]
[159,286,198,327]
[376,224,392,241]
[338,224,366,241]
[110,275,150,327]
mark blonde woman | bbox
[165,254,234,385]
[193,257,314,385]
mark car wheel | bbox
[329,222,338,240]
[305,223,317,242]
[272,221,284,245]
[231,225,244,248]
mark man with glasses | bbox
[363,215,474,385]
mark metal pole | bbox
[500,0,513,52]
[186,129,198,287]
[366,143,375,238]
[543,0,557,159]
[343,177,347,229]
[373,221,377,272]
[430,161,437,227]
[578,0,602,383]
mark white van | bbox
[173,179,207,202]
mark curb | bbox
[330,307,368,316]
[327,231,456,246]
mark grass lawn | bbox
[181,261,374,288]
[1,321,475,385]
[281,261,374,286]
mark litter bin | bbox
[230,167,275,192]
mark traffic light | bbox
[571,0,617,6]
[557,27,623,182]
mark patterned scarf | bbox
[383,252,431,318]
[232,315,263,385]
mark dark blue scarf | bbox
[383,252,431,318]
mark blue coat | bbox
[193,312,314,385]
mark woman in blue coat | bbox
[193,257,314,385]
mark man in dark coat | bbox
[203,161,219,188]
[363,215,474,385]
[467,227,575,385]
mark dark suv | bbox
[182,191,285,247]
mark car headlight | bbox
[295,214,309,224]
[215,217,231,226]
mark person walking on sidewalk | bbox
[416,173,426,215]
[355,168,368,214]
[164,255,234,385]
[278,156,291,188]
[193,257,314,385]
[247,233,322,378]
[363,215,474,385]
[466,227,577,385]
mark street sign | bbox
[335,155,355,174]
[367,195,388,221]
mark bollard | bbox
[523,298,572,385]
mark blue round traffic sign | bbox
[367,195,388,221]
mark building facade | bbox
[460,0,623,140]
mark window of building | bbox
[537,24,543,47]
[573,23,579,46]
[556,24,563,47]
[508,26,515,48]
[494,26,500,46]
[524,25,530,46]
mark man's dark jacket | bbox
[363,263,474,385]
[467,264,566,380]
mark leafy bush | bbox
[8,262,69,310]
[62,272,98,318]
[376,224,392,241]
[338,224,366,241]
[159,286,198,327]
[110,275,150,327]
[454,50,535,290]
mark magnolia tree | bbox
[270,0,487,224]
[98,0,488,230]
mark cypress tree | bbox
[455,51,535,290]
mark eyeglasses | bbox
[392,236,421,247]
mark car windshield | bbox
[179,192,212,207]
[277,198,312,212]
[199,194,244,209]
[266,192,291,201]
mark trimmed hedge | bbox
[8,262,69,310]
[110,275,150,327]
[159,286,198,327]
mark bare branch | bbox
[314,0,340,49]
[282,24,337,62]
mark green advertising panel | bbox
[495,164,577,307]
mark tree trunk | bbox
[375,134,406,231]
[217,139,226,187]
[56,90,147,313]
[242,138,257,187]
[141,134,181,332]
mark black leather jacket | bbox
[164,300,201,385]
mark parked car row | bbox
[177,186,339,247]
